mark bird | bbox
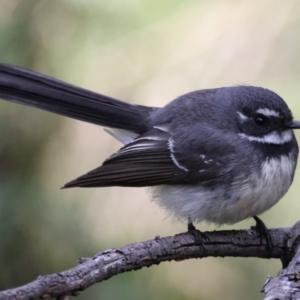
[0,63,299,246]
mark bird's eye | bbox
[254,114,268,126]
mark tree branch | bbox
[0,225,296,300]
[262,221,300,299]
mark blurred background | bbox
[0,0,300,299]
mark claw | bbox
[187,222,209,247]
[252,216,273,251]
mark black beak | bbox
[288,121,300,129]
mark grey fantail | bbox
[0,64,299,242]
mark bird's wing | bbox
[63,124,237,188]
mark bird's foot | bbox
[252,216,273,251]
[187,222,209,247]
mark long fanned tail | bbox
[0,64,152,133]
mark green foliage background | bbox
[0,1,300,299]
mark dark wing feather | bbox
[64,128,175,187]
[63,125,237,188]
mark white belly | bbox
[151,155,295,225]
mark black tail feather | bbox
[0,64,152,133]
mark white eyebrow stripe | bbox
[239,130,292,145]
[237,112,248,121]
[256,108,280,117]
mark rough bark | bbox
[1,223,300,300]
[262,221,300,299]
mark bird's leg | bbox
[252,216,273,250]
[187,217,209,246]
